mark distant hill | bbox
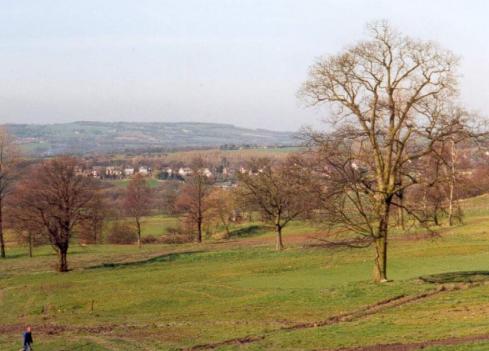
[5,121,298,156]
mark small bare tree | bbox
[440,128,474,226]
[79,191,110,244]
[0,128,19,258]
[207,188,236,238]
[237,158,314,251]
[6,203,47,258]
[12,157,96,272]
[123,174,153,248]
[175,157,214,243]
[300,21,477,282]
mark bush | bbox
[106,222,137,244]
[141,235,159,244]
[160,226,194,244]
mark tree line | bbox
[0,21,487,283]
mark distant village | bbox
[74,162,264,187]
[72,145,489,183]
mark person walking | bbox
[22,326,33,351]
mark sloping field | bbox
[2,196,489,350]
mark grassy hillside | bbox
[2,196,489,350]
[5,121,297,156]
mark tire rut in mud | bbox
[185,284,472,350]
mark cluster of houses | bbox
[75,162,263,184]
[75,165,221,180]
[158,166,215,180]
[75,165,152,179]
[112,166,151,177]
[160,165,261,179]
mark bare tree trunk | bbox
[397,190,405,230]
[433,207,440,226]
[196,216,202,243]
[0,198,5,258]
[373,201,390,283]
[28,232,33,258]
[398,207,405,230]
[422,189,428,221]
[136,217,142,248]
[447,139,456,226]
[275,224,284,251]
[93,221,98,244]
[395,171,405,230]
[58,246,69,272]
[197,179,203,242]
[447,183,454,225]
[220,212,231,239]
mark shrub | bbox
[160,226,194,244]
[106,222,137,244]
[141,235,159,244]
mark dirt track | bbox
[185,284,472,351]
[0,283,483,351]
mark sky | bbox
[0,0,488,131]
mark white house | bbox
[201,168,212,178]
[139,166,149,175]
[106,166,122,177]
[178,167,193,177]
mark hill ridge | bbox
[4,121,297,156]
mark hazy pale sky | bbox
[1,0,488,131]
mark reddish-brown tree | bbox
[237,157,315,251]
[175,157,214,242]
[0,128,19,258]
[79,191,110,244]
[207,188,236,238]
[123,174,153,248]
[12,157,96,272]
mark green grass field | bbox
[105,178,161,189]
[109,215,180,238]
[2,196,489,350]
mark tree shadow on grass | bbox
[420,271,489,284]
[87,250,205,270]
[228,225,269,238]
[2,252,28,259]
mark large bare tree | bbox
[13,157,96,272]
[300,21,475,282]
[0,128,19,258]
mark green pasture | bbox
[1,196,489,350]
[105,178,161,189]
